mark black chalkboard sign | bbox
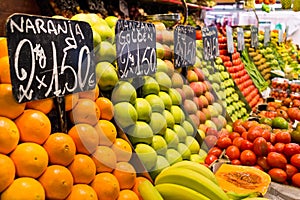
[6,14,95,103]
[226,25,234,54]
[115,19,156,80]
[264,26,270,47]
[174,25,196,68]
[251,25,258,48]
[202,26,219,61]
[237,27,245,51]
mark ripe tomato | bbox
[275,131,291,144]
[285,164,298,179]
[253,137,268,156]
[232,119,243,128]
[232,137,244,149]
[270,133,276,144]
[257,156,270,171]
[267,152,287,169]
[208,147,222,158]
[268,168,287,183]
[284,143,300,158]
[247,126,263,142]
[274,142,285,153]
[242,120,259,130]
[241,132,248,140]
[267,142,276,153]
[204,135,218,149]
[253,165,264,171]
[233,125,247,135]
[290,154,300,168]
[292,173,300,187]
[261,129,271,142]
[228,132,240,141]
[231,159,241,165]
[226,145,240,160]
[240,150,256,166]
[205,154,217,166]
[216,137,232,150]
[240,140,254,151]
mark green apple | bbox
[95,62,118,91]
[155,72,172,92]
[149,155,170,179]
[111,81,137,104]
[173,124,187,143]
[142,76,160,97]
[149,112,167,135]
[156,58,169,74]
[156,42,165,59]
[205,120,217,130]
[158,92,172,111]
[114,102,137,129]
[92,28,102,47]
[127,121,153,145]
[190,154,204,163]
[185,136,200,154]
[164,128,179,149]
[145,94,165,114]
[135,144,157,171]
[163,110,175,129]
[71,13,92,24]
[93,22,114,43]
[177,143,191,160]
[170,105,185,125]
[151,135,168,156]
[182,120,195,136]
[87,13,106,26]
[166,149,183,165]
[105,16,118,28]
[134,98,152,122]
[95,41,116,63]
[171,73,184,89]
[169,88,182,106]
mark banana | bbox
[170,160,219,185]
[155,183,210,200]
[138,179,164,200]
[155,167,229,200]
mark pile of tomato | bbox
[205,119,300,188]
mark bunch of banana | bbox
[154,161,229,200]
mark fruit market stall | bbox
[0,0,300,199]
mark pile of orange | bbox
[0,37,150,200]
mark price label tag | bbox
[202,26,219,61]
[251,25,258,48]
[174,25,196,68]
[115,19,156,80]
[278,29,283,43]
[264,26,270,46]
[237,27,245,51]
[6,14,95,103]
[226,25,234,54]
[285,25,289,41]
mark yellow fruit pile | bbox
[0,37,148,200]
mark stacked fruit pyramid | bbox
[0,14,162,200]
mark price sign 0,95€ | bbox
[202,26,219,61]
[116,19,156,79]
[6,14,95,103]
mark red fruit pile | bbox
[205,119,300,188]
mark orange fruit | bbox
[118,189,139,200]
[0,154,15,193]
[111,138,132,162]
[26,98,54,114]
[91,172,120,200]
[132,176,150,200]
[65,93,79,112]
[38,165,74,200]
[10,142,48,178]
[0,177,45,200]
[69,98,101,126]
[95,97,114,120]
[15,109,51,145]
[91,145,117,173]
[0,37,8,58]
[43,132,76,166]
[0,117,19,154]
[0,84,26,119]
[78,84,100,101]
[94,119,117,146]
[68,124,99,155]
[66,184,97,200]
[0,56,11,83]
[68,154,96,184]
[113,162,136,190]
